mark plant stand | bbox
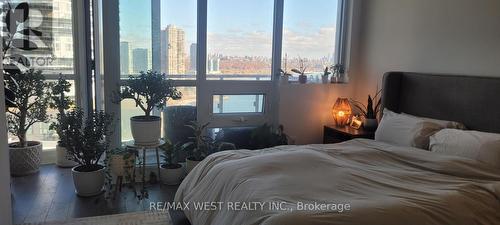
[126,140,164,198]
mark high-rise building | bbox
[160,25,186,74]
[120,42,130,76]
[190,43,197,72]
[132,48,148,74]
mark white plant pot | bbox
[186,158,202,174]
[9,141,42,176]
[110,154,136,177]
[72,165,105,197]
[56,144,78,168]
[130,116,161,145]
[160,164,184,185]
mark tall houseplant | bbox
[48,75,77,167]
[182,121,235,173]
[117,71,182,145]
[350,89,382,131]
[6,69,50,176]
[159,139,184,185]
[60,108,113,196]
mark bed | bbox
[172,72,500,225]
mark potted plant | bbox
[182,121,236,173]
[107,147,136,177]
[60,108,113,196]
[350,90,382,131]
[292,57,308,84]
[48,75,77,168]
[5,69,50,176]
[159,139,184,185]
[249,124,289,149]
[322,66,331,84]
[330,64,346,83]
[117,71,182,145]
[279,69,292,85]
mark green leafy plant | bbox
[291,57,307,76]
[60,108,113,170]
[160,139,182,169]
[350,89,382,119]
[104,147,137,199]
[5,69,50,147]
[250,124,288,149]
[322,66,331,77]
[117,70,182,118]
[2,2,44,107]
[48,74,74,146]
[182,121,236,161]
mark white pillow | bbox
[375,109,445,149]
[430,129,500,168]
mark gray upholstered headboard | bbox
[381,72,500,133]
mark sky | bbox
[120,0,339,58]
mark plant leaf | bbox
[12,39,38,50]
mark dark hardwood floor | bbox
[11,164,179,224]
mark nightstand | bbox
[323,125,375,144]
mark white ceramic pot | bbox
[160,164,184,185]
[186,158,202,174]
[9,141,42,176]
[130,116,161,145]
[110,154,136,177]
[363,118,379,131]
[72,165,105,197]
[56,144,78,168]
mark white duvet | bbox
[174,139,500,225]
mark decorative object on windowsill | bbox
[181,121,236,173]
[2,2,43,108]
[332,98,352,127]
[249,124,289,149]
[48,74,78,168]
[6,70,50,176]
[159,139,184,185]
[350,115,363,130]
[60,108,113,197]
[279,69,292,85]
[116,71,182,146]
[350,89,382,131]
[330,64,346,83]
[322,66,331,84]
[292,57,308,84]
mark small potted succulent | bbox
[350,90,382,131]
[159,139,184,185]
[182,121,236,173]
[292,57,308,84]
[117,71,182,145]
[60,108,113,196]
[48,75,77,168]
[322,66,331,84]
[6,69,50,176]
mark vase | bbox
[130,115,161,145]
[363,118,379,131]
[322,76,329,84]
[298,75,307,84]
[72,164,105,197]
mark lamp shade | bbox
[332,98,352,126]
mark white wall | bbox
[351,0,500,100]
[279,84,352,144]
[0,55,13,225]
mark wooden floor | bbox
[11,164,179,224]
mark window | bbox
[213,94,265,114]
[206,0,274,80]
[2,0,76,151]
[282,0,340,83]
[160,0,197,79]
